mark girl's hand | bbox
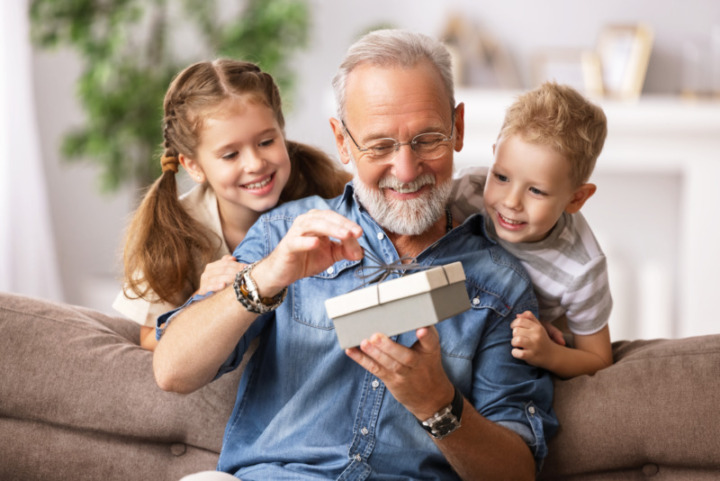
[510,311,558,369]
[197,255,245,295]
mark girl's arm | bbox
[139,326,159,350]
[134,255,244,352]
[511,312,612,379]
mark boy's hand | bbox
[510,311,559,369]
[542,320,567,346]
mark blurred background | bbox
[3,0,719,341]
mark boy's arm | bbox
[511,313,612,379]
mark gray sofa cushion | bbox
[0,292,241,480]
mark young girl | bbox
[114,59,351,350]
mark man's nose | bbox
[391,144,422,183]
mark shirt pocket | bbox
[289,259,362,330]
[437,281,514,361]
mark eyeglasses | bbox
[341,115,455,163]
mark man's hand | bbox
[345,326,455,420]
[253,209,364,296]
[196,255,245,295]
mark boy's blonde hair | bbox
[498,82,607,186]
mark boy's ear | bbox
[329,118,351,165]
[178,154,206,184]
[565,183,596,214]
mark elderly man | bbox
[155,29,557,481]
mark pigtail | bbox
[121,137,216,304]
[281,140,351,202]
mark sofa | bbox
[1,292,718,480]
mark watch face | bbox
[428,412,459,437]
[421,389,463,439]
[432,414,458,435]
[423,405,460,439]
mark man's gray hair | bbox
[332,29,455,121]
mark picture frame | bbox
[595,23,654,100]
[531,48,604,97]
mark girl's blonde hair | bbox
[123,59,350,305]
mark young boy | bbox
[451,81,612,378]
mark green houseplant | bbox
[30,0,310,193]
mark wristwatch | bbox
[233,261,287,314]
[418,386,464,439]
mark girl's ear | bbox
[565,183,596,214]
[179,154,206,184]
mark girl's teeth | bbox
[245,177,271,189]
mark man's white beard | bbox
[353,172,452,236]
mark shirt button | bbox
[354,454,362,462]
[528,406,536,415]
[371,380,380,390]
[376,232,385,241]
[472,297,480,306]
[361,427,369,435]
[326,266,335,275]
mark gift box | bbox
[325,262,471,349]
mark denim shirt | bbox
[158,184,558,480]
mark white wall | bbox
[30,1,720,335]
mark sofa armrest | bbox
[540,334,720,479]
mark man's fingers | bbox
[415,326,440,353]
[292,209,362,240]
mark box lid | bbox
[325,261,465,319]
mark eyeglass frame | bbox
[341,110,456,163]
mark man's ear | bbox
[453,102,465,153]
[178,154,206,184]
[565,183,596,214]
[329,118,351,165]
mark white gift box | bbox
[325,262,471,349]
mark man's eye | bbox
[414,135,442,147]
[368,142,395,154]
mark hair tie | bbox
[161,154,179,173]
